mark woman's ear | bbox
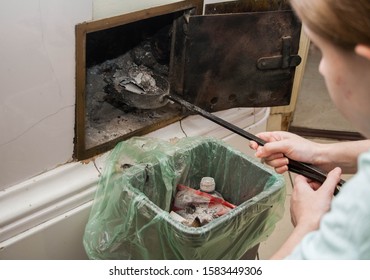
[355,45,370,60]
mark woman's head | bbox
[289,0,370,50]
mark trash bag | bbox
[83,136,286,259]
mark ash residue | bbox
[84,38,179,149]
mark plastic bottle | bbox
[199,177,223,199]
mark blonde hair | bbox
[289,0,370,50]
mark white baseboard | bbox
[0,161,101,243]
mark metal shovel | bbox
[114,78,344,194]
[166,94,344,195]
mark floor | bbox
[257,171,294,259]
[257,43,356,259]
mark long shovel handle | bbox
[167,94,343,195]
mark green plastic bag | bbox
[83,136,286,259]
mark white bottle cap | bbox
[200,177,215,193]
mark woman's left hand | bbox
[290,167,342,229]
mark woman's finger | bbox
[275,165,289,174]
[319,167,342,195]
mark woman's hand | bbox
[290,167,342,230]
[249,131,320,174]
[270,167,342,260]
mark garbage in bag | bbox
[83,136,286,259]
[171,184,236,227]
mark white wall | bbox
[93,0,182,19]
[0,0,93,190]
[0,0,189,190]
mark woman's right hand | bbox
[249,131,320,174]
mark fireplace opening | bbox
[75,1,203,160]
[84,13,181,150]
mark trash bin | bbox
[83,136,286,259]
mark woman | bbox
[250,0,370,259]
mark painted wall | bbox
[0,0,193,190]
[93,0,181,19]
[0,0,92,190]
